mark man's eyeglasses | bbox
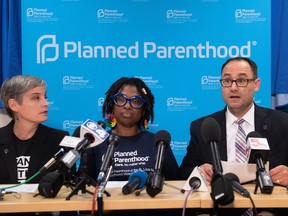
[219,78,255,87]
[111,93,146,109]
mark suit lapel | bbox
[254,105,270,137]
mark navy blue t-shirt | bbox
[81,131,179,181]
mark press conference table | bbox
[0,181,287,213]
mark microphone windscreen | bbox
[154,130,171,148]
[224,173,240,183]
[246,131,262,141]
[201,117,221,144]
[129,170,148,189]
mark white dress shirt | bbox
[226,104,255,162]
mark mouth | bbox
[230,95,240,99]
[121,111,133,117]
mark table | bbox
[0,181,287,213]
[199,183,288,209]
[0,181,200,213]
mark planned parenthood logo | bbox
[170,140,188,152]
[97,9,128,23]
[167,97,197,112]
[98,98,105,107]
[63,120,83,130]
[201,76,221,90]
[166,9,196,24]
[37,35,59,64]
[235,9,266,23]
[26,8,58,22]
[134,76,163,89]
[36,35,255,63]
[62,76,93,90]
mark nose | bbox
[43,98,49,107]
[123,100,131,108]
[230,81,239,90]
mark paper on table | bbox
[106,181,127,188]
[221,160,269,184]
[0,184,39,193]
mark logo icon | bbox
[26,8,34,17]
[167,10,174,19]
[97,9,105,18]
[37,35,59,64]
[235,9,242,18]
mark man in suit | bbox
[180,57,288,187]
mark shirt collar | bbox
[226,103,255,127]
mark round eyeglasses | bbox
[111,93,146,109]
[219,78,255,87]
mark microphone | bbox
[201,117,234,206]
[189,176,201,190]
[39,148,65,174]
[201,117,222,175]
[80,119,109,148]
[246,131,269,164]
[246,131,274,194]
[146,130,171,198]
[154,130,170,171]
[38,170,64,198]
[122,170,148,195]
[38,120,109,198]
[97,133,120,183]
[60,120,109,169]
[224,173,250,198]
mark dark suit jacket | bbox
[0,120,69,184]
[179,104,288,179]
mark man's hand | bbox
[198,163,213,186]
[269,165,288,186]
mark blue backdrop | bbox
[21,0,271,165]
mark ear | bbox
[254,78,261,92]
[8,98,20,113]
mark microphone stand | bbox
[253,156,274,194]
[97,164,112,216]
[254,168,260,194]
[211,201,219,216]
[66,150,97,200]
[146,170,165,198]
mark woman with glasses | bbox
[74,77,179,182]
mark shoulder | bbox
[0,121,14,142]
[256,105,288,120]
[191,109,224,126]
[0,120,13,131]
